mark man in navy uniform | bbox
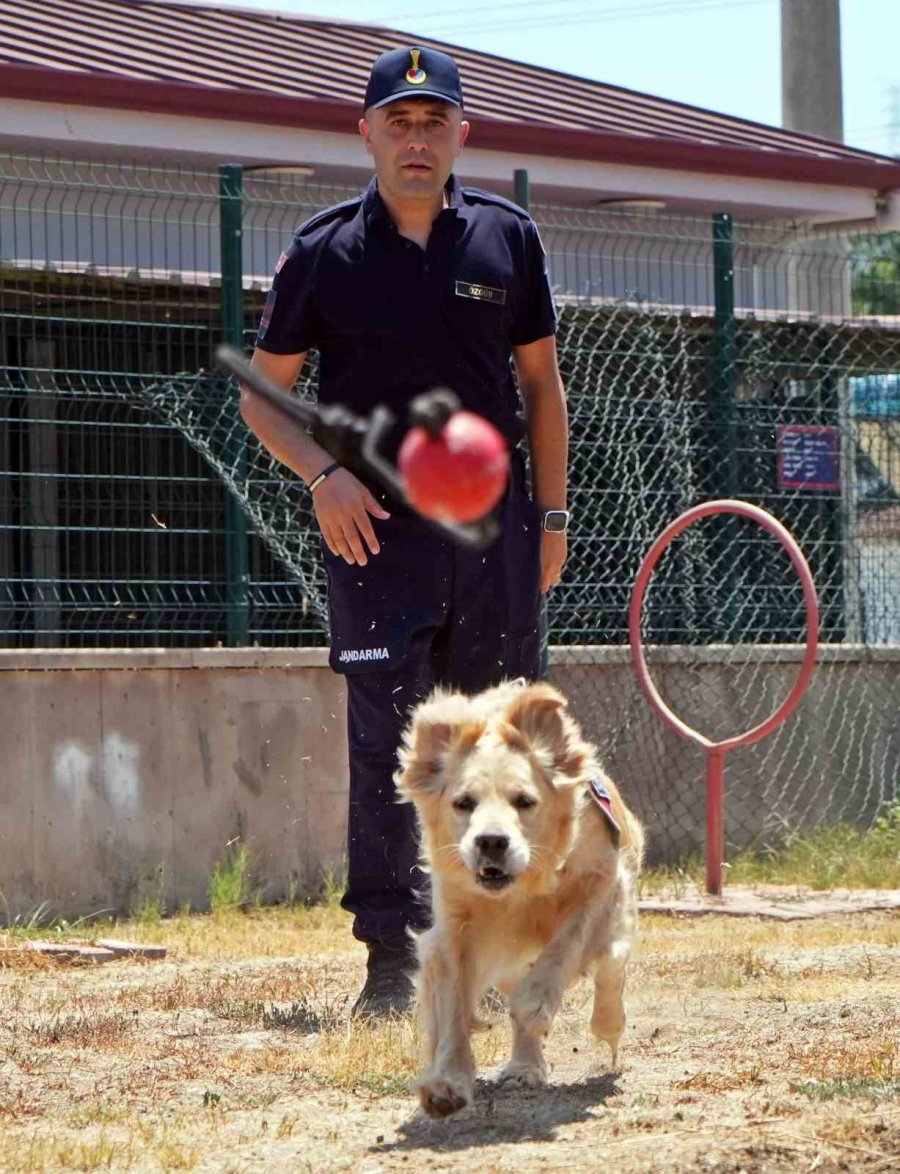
[242,45,569,1016]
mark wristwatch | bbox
[542,509,570,533]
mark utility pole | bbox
[781,3,854,643]
[781,0,843,141]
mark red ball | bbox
[398,411,510,524]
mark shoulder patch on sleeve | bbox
[257,288,277,340]
[461,187,533,221]
[296,195,364,237]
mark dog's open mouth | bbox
[476,866,513,891]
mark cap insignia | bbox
[405,49,427,85]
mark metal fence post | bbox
[516,168,552,679]
[711,213,741,643]
[712,213,738,498]
[219,164,249,646]
[514,168,530,213]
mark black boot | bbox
[351,936,417,1019]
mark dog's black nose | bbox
[475,833,509,856]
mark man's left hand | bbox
[540,531,567,593]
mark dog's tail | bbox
[618,807,645,875]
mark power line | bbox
[395,0,693,15]
[847,133,895,145]
[845,122,897,134]
[395,0,774,37]
[307,0,763,17]
[389,0,766,25]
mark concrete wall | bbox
[0,649,348,921]
[2,644,898,920]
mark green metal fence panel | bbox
[218,163,249,646]
[0,155,358,647]
[1,153,899,656]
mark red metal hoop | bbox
[628,499,819,895]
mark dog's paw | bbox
[497,1058,548,1089]
[416,1072,473,1119]
[591,1026,622,1070]
[591,1001,625,1068]
[510,982,557,1039]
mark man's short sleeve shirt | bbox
[257,176,557,452]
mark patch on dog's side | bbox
[396,680,644,1119]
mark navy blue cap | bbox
[364,47,463,111]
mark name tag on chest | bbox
[455,280,506,306]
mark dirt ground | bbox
[1,894,898,1173]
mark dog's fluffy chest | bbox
[443,856,616,966]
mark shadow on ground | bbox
[379,1071,621,1154]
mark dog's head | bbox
[396,681,593,896]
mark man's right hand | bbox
[240,350,391,564]
[312,467,391,565]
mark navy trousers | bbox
[323,461,542,944]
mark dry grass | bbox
[1,899,898,1172]
[122,903,351,960]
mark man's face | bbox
[359,100,469,202]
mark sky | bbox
[208,0,899,157]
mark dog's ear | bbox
[502,683,591,782]
[396,711,484,798]
[396,716,455,798]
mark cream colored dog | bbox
[396,679,644,1120]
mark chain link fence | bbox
[2,153,899,860]
[540,208,900,859]
[0,156,351,646]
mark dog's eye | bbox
[512,794,538,811]
[452,794,476,813]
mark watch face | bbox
[543,510,569,533]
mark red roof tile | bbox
[3,0,900,190]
